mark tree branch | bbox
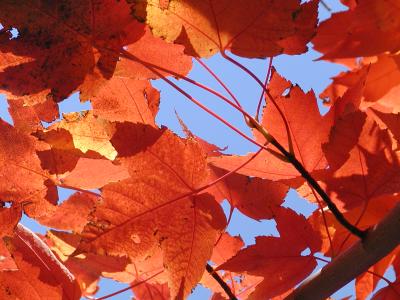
[275,142,366,239]
[250,119,366,239]
[285,202,400,300]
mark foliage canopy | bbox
[0,0,400,299]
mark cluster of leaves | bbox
[0,0,399,299]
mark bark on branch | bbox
[286,203,400,300]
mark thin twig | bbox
[206,263,238,300]
[269,136,366,239]
[310,189,335,258]
[255,57,273,121]
[321,0,332,12]
[90,271,163,300]
[195,57,242,108]
[246,117,365,238]
[221,51,294,154]
[58,184,101,198]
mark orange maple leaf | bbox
[137,0,318,58]
[77,125,226,298]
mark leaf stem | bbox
[310,190,335,258]
[320,0,332,12]
[58,184,101,198]
[90,270,163,300]
[255,57,273,121]
[221,51,294,154]
[195,57,242,108]
[121,50,251,120]
[206,263,238,300]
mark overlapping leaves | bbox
[1,0,400,299]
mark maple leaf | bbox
[176,114,288,219]
[0,251,63,299]
[92,78,160,126]
[210,70,332,181]
[371,255,400,299]
[105,249,168,288]
[77,125,226,298]
[0,240,17,271]
[132,281,170,300]
[200,233,263,298]
[116,26,192,80]
[321,55,400,114]
[314,1,400,120]
[322,111,400,209]
[0,2,192,118]
[372,280,400,300]
[320,65,370,120]
[356,253,395,300]
[115,250,170,299]
[313,0,400,59]
[211,233,244,266]
[8,98,59,133]
[356,55,400,104]
[57,158,130,190]
[208,165,288,220]
[340,0,358,9]
[35,192,98,233]
[0,204,22,238]
[41,111,118,160]
[309,194,400,256]
[0,0,142,102]
[136,0,318,58]
[0,118,57,219]
[35,111,130,189]
[218,208,321,299]
[371,108,400,146]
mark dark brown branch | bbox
[250,120,366,239]
[206,263,238,300]
[285,202,400,300]
[272,139,366,239]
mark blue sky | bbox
[0,1,395,299]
